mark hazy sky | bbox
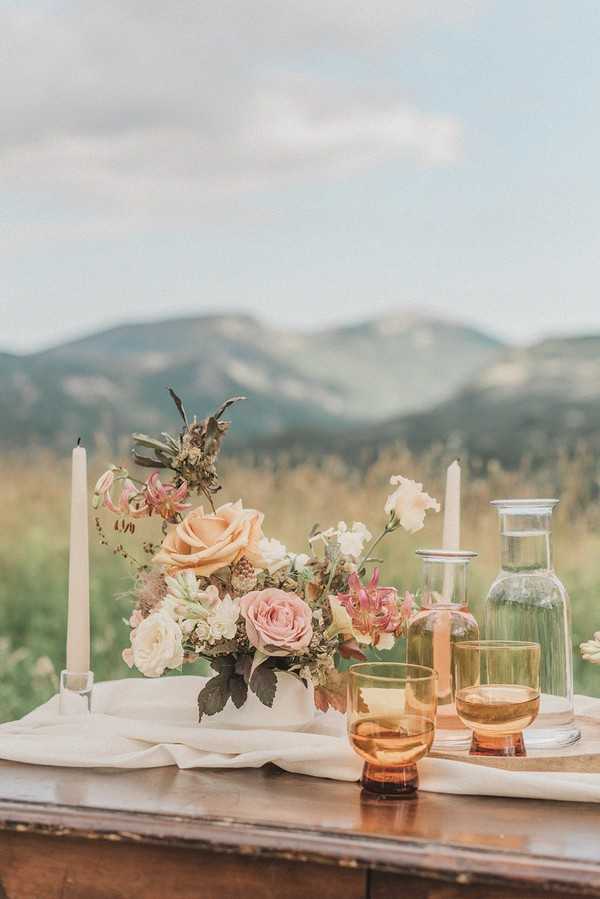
[2,1,600,352]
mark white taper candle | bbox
[66,440,90,674]
[442,459,461,597]
[434,459,461,701]
[442,459,461,550]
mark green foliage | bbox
[197,655,249,720]
[249,659,278,708]
[197,671,232,720]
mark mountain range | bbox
[265,334,600,468]
[0,312,500,450]
[2,313,599,467]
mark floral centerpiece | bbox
[93,390,439,720]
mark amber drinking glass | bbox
[347,662,437,798]
[454,641,540,757]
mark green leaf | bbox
[250,664,277,708]
[234,654,253,684]
[131,434,172,453]
[160,431,180,450]
[131,452,168,469]
[229,674,248,709]
[250,649,269,677]
[210,655,235,676]
[211,396,246,420]
[197,674,231,721]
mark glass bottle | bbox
[407,549,479,750]
[484,499,580,749]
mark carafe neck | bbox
[416,549,477,608]
[494,502,556,573]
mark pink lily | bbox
[104,478,149,519]
[93,469,115,501]
[334,569,404,648]
[401,591,416,619]
[144,473,191,522]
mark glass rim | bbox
[416,548,477,562]
[348,661,438,683]
[490,499,558,514]
[454,639,540,651]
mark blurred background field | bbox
[2,446,599,723]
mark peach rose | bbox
[241,588,313,656]
[154,500,266,577]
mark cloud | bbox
[0,1,470,217]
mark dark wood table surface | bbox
[0,759,599,898]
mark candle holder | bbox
[59,670,94,715]
[407,549,479,751]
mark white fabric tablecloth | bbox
[2,677,600,802]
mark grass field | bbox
[1,447,599,722]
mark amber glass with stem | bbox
[454,640,540,757]
[347,662,437,798]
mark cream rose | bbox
[240,588,313,656]
[154,500,266,576]
[131,609,184,678]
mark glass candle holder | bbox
[454,640,540,757]
[407,549,479,750]
[347,662,437,799]
[484,499,580,749]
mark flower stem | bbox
[358,517,396,569]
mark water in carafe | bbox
[484,500,580,749]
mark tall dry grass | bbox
[1,446,599,721]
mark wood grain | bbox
[0,831,365,899]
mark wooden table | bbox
[0,760,599,898]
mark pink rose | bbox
[240,588,313,656]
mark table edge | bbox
[0,798,599,894]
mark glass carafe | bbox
[484,499,580,749]
[407,549,479,750]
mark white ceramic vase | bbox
[206,671,315,730]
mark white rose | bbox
[161,594,181,620]
[258,537,290,574]
[131,609,184,678]
[384,475,440,533]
